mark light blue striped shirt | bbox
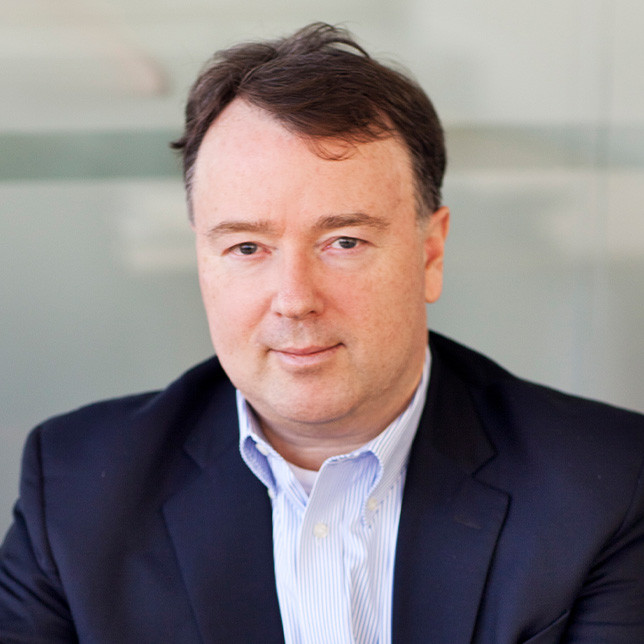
[238,348,430,644]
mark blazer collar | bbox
[392,334,509,643]
[162,370,285,644]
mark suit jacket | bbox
[1,332,644,643]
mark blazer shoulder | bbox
[32,355,234,464]
[429,331,644,428]
[428,331,644,471]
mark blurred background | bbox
[1,0,643,534]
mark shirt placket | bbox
[296,460,356,643]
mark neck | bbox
[257,375,423,471]
[259,423,380,470]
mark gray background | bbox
[1,0,643,536]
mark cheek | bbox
[198,268,260,345]
[353,255,424,309]
[331,272,415,344]
[352,259,426,335]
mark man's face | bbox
[191,100,448,442]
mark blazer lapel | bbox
[162,381,284,644]
[392,340,509,644]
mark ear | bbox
[422,206,450,303]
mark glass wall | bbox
[1,0,643,534]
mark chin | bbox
[263,394,358,429]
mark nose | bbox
[271,250,323,319]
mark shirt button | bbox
[313,522,329,539]
[256,442,269,456]
[367,497,379,512]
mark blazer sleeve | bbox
[0,427,78,643]
[562,456,644,643]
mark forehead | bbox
[191,100,416,223]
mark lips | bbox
[270,343,342,367]
[276,345,338,356]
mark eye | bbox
[330,237,361,250]
[232,242,259,255]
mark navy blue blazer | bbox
[1,333,644,643]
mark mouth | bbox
[270,343,342,367]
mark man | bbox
[1,23,643,644]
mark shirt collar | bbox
[358,346,430,507]
[238,346,431,504]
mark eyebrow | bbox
[206,212,389,238]
[206,220,277,238]
[314,212,390,232]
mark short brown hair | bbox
[171,22,446,219]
